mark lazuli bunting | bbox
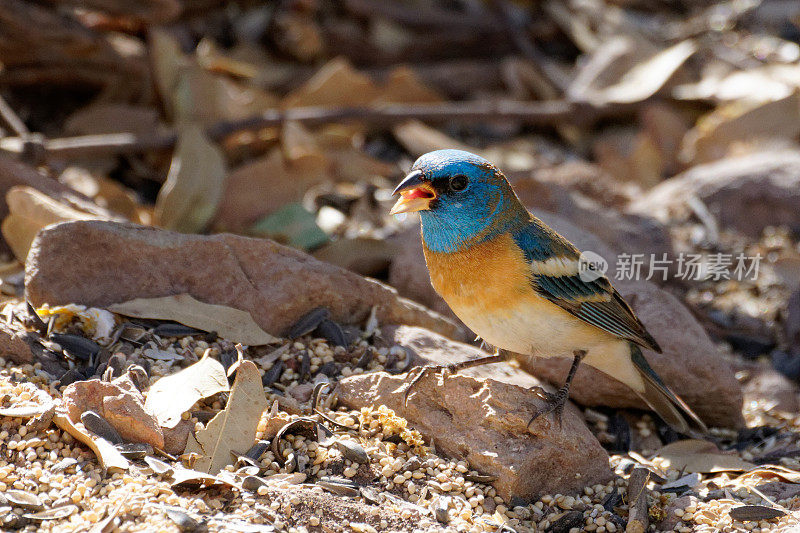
[390,149,706,434]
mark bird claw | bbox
[402,363,457,407]
[527,387,569,429]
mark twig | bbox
[342,0,505,32]
[0,94,29,138]
[0,100,631,162]
[626,466,651,533]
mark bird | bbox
[389,149,707,434]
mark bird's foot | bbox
[402,363,458,407]
[528,385,570,429]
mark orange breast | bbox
[423,233,532,314]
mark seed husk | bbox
[285,308,329,338]
[729,505,786,522]
[315,318,347,347]
[81,410,123,444]
[336,439,369,464]
[24,504,79,521]
[5,489,43,511]
[145,456,174,476]
[318,477,360,496]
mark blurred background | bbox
[1,0,800,391]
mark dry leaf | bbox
[151,30,277,125]
[0,398,55,418]
[154,123,226,233]
[393,120,479,158]
[282,57,379,108]
[729,505,786,522]
[109,294,280,346]
[143,355,228,428]
[170,466,238,488]
[595,40,697,105]
[675,64,800,103]
[2,186,101,261]
[652,439,755,473]
[376,66,443,104]
[149,28,185,121]
[212,147,329,233]
[184,360,267,474]
[681,92,800,164]
[738,465,800,484]
[53,410,129,472]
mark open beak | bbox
[389,170,436,215]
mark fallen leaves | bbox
[143,354,229,428]
[2,186,102,261]
[652,439,756,473]
[184,360,267,474]
[53,410,129,472]
[154,123,226,233]
[108,294,281,345]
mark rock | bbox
[628,150,800,236]
[386,211,743,428]
[378,324,542,389]
[0,320,38,365]
[509,161,635,209]
[62,375,164,449]
[162,419,193,455]
[656,495,699,532]
[336,371,613,500]
[755,481,800,502]
[25,220,464,341]
[743,367,799,413]
[0,155,120,223]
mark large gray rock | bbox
[386,212,744,428]
[25,220,464,340]
[628,150,800,236]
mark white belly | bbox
[453,298,645,392]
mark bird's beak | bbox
[389,170,436,215]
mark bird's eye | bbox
[449,174,468,192]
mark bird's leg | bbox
[403,350,508,407]
[528,349,586,428]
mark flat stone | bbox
[62,374,164,449]
[628,150,800,236]
[24,220,464,341]
[336,370,613,500]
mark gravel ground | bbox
[0,317,799,533]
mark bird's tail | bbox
[630,344,708,435]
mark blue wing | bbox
[512,218,661,353]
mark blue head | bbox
[390,149,527,253]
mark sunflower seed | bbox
[729,505,786,522]
[262,361,284,387]
[285,308,329,338]
[50,333,100,360]
[315,319,347,347]
[115,442,153,460]
[318,477,360,496]
[24,504,78,520]
[81,411,123,444]
[152,323,203,337]
[5,490,43,510]
[336,439,369,464]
